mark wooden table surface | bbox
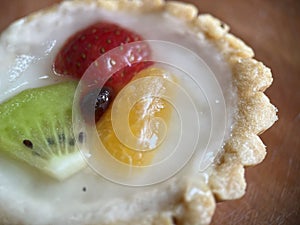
[1,1,299,224]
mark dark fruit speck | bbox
[95,86,114,121]
[80,86,114,123]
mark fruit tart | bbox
[0,0,278,225]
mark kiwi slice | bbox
[0,81,86,180]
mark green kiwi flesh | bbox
[0,81,86,180]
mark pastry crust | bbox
[0,0,278,225]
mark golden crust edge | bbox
[0,0,278,225]
[194,13,278,202]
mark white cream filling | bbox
[0,1,236,225]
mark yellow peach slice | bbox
[96,67,174,166]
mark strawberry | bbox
[54,22,152,92]
[54,22,153,123]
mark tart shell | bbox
[0,0,278,225]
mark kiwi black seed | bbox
[23,140,33,149]
[78,132,85,143]
[47,138,55,145]
[0,81,86,180]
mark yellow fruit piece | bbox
[96,67,174,166]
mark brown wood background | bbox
[0,0,299,224]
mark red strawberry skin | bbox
[54,22,152,91]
